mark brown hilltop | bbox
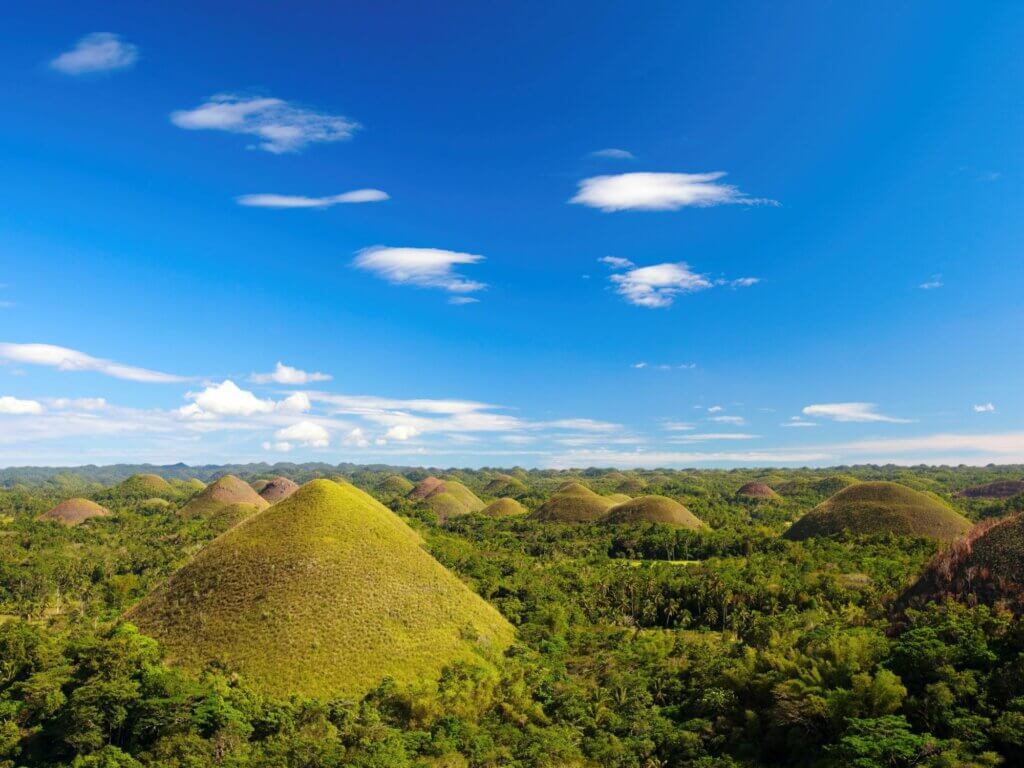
[38,498,110,526]
[603,495,705,529]
[956,480,1024,499]
[259,476,300,504]
[736,482,780,500]
[409,476,446,501]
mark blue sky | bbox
[1,2,1023,468]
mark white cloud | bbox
[251,362,332,385]
[262,441,293,452]
[632,362,648,369]
[0,343,186,383]
[51,33,138,75]
[277,392,312,413]
[802,402,911,424]
[343,427,370,448]
[236,190,388,208]
[570,172,774,212]
[610,262,713,308]
[920,275,943,290]
[782,417,818,428]
[0,396,44,415]
[591,148,635,159]
[544,418,620,432]
[385,424,419,441]
[599,256,635,269]
[171,94,359,154]
[974,402,996,413]
[826,432,1024,464]
[353,247,486,296]
[670,433,759,441]
[663,421,695,431]
[709,415,745,425]
[728,277,761,288]
[51,398,107,411]
[707,405,723,413]
[275,420,329,448]
[448,296,480,305]
[550,448,830,468]
[182,380,275,417]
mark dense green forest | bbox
[2,464,1024,767]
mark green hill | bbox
[736,482,781,500]
[37,498,110,526]
[615,477,647,495]
[784,481,971,541]
[606,493,632,504]
[126,480,514,699]
[481,497,528,517]
[530,482,615,523]
[603,495,705,529]
[377,474,415,496]
[258,476,299,504]
[424,491,470,523]
[179,475,269,530]
[409,476,446,500]
[898,513,1024,614]
[434,480,485,512]
[483,474,528,497]
[117,473,174,497]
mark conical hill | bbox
[126,480,514,698]
[784,481,971,541]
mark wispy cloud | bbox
[171,94,359,154]
[973,402,996,413]
[670,432,759,442]
[0,343,186,383]
[708,415,745,425]
[919,274,943,290]
[802,402,911,424]
[251,362,332,385]
[236,190,388,208]
[550,448,830,468]
[606,261,758,308]
[663,421,695,431]
[634,362,697,370]
[448,296,480,305]
[352,246,486,296]
[599,256,635,269]
[570,172,776,212]
[51,33,138,75]
[782,416,818,428]
[590,148,635,160]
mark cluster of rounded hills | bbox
[30,470,1024,699]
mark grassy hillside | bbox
[126,479,513,699]
[956,479,1024,499]
[530,482,615,522]
[377,474,415,496]
[603,495,705,529]
[480,497,528,517]
[37,498,110,526]
[118,473,174,496]
[784,481,971,541]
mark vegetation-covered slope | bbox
[126,479,514,698]
[603,494,705,529]
[956,479,1024,499]
[899,513,1024,613]
[785,481,971,541]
